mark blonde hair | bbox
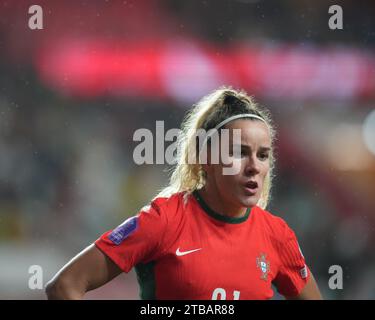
[155,86,276,210]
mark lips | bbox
[246,180,258,189]
[244,180,258,194]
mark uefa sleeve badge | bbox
[109,216,139,245]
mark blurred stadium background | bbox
[0,0,374,299]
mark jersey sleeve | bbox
[273,223,311,298]
[94,200,168,273]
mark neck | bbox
[199,184,247,218]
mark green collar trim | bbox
[193,190,251,224]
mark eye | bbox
[238,147,248,158]
[258,152,269,161]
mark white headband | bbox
[214,113,268,130]
[200,113,269,149]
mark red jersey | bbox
[95,191,310,300]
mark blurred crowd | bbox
[0,0,374,299]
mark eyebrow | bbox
[235,145,271,150]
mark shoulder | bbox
[140,192,189,249]
[253,206,295,242]
[150,192,186,211]
[144,192,187,222]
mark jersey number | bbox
[211,288,240,300]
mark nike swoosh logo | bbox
[176,247,202,256]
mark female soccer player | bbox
[46,87,322,300]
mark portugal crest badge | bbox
[256,253,270,281]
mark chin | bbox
[239,195,259,208]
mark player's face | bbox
[208,119,271,210]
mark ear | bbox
[201,163,211,182]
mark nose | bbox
[244,154,260,176]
